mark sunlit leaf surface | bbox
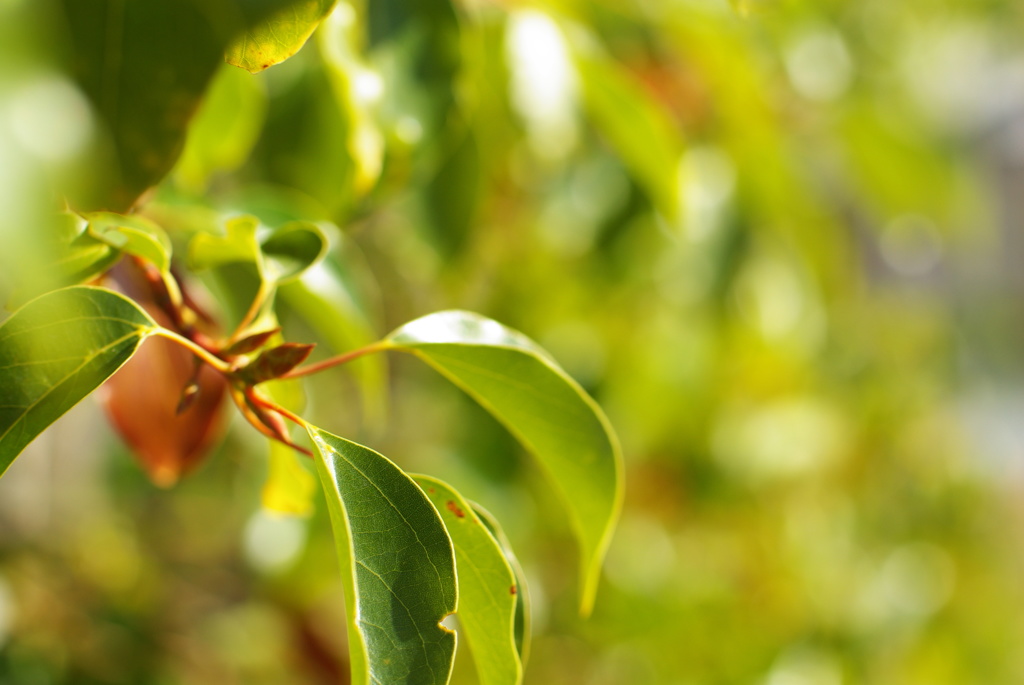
[188,214,261,270]
[414,475,522,685]
[472,504,530,664]
[85,212,173,273]
[308,426,457,685]
[386,311,623,615]
[227,0,336,73]
[0,286,156,474]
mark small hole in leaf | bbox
[439,613,459,633]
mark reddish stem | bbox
[247,391,309,429]
[280,341,389,380]
[230,387,313,457]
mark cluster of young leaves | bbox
[0,2,623,684]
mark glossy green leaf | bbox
[227,0,337,73]
[0,286,156,475]
[384,311,623,615]
[308,426,457,685]
[86,212,173,273]
[472,504,530,664]
[48,212,112,282]
[414,476,522,685]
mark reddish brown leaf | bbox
[222,327,281,356]
[99,329,227,487]
[99,261,227,486]
[238,342,315,384]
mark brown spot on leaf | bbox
[446,501,465,518]
[510,585,517,595]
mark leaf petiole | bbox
[279,340,391,380]
[246,390,309,430]
[151,328,231,375]
[231,387,313,456]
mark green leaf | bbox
[0,286,156,476]
[54,238,120,286]
[47,212,115,284]
[414,476,523,685]
[188,215,261,270]
[384,311,623,615]
[260,221,328,283]
[188,216,326,284]
[472,504,531,664]
[6,215,119,310]
[308,426,457,685]
[175,63,268,191]
[227,0,337,73]
[58,0,312,211]
[86,212,173,273]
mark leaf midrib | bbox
[313,434,451,684]
[0,314,151,345]
[0,327,148,446]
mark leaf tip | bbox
[149,463,181,489]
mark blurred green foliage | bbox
[3,0,1024,683]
